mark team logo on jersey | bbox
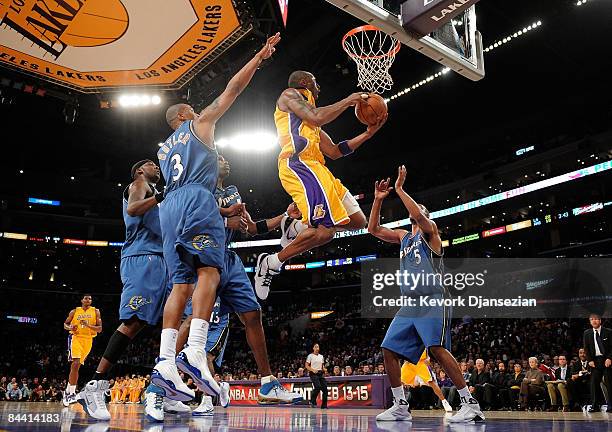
[312,204,326,220]
[126,296,152,311]
[192,234,219,251]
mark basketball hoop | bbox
[342,25,400,94]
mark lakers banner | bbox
[0,0,250,92]
[228,375,391,408]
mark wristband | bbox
[256,220,269,235]
[154,192,164,203]
[224,217,228,228]
[338,140,353,156]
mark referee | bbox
[306,343,328,409]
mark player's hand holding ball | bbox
[347,92,369,106]
[374,178,393,200]
[258,32,281,61]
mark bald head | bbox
[165,103,192,129]
[288,71,312,88]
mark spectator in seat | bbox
[437,370,454,409]
[332,366,342,376]
[519,357,545,410]
[569,348,591,410]
[377,364,385,375]
[583,313,612,413]
[547,355,571,412]
[6,382,22,401]
[468,359,494,410]
[344,366,353,376]
[502,362,525,410]
[492,362,508,409]
[20,378,31,401]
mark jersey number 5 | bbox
[171,154,184,181]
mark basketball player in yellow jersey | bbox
[254,71,387,299]
[63,294,102,406]
[401,350,453,412]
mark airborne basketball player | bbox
[368,166,484,423]
[62,294,101,406]
[254,71,386,299]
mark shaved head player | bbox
[151,34,281,403]
[254,70,387,299]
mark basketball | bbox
[61,0,129,48]
[355,93,387,126]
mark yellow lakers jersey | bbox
[275,88,324,164]
[70,306,97,338]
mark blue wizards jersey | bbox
[210,298,230,328]
[121,184,163,258]
[157,120,219,194]
[399,231,444,296]
[215,185,242,247]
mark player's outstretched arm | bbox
[198,33,280,125]
[126,179,161,217]
[319,116,387,159]
[278,90,367,127]
[242,202,298,236]
[394,166,442,250]
[367,178,406,244]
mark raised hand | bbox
[374,178,393,200]
[394,165,407,192]
[258,32,281,60]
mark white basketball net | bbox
[343,26,400,94]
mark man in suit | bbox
[569,348,591,410]
[546,355,571,412]
[583,313,612,412]
[491,362,509,410]
[468,359,494,410]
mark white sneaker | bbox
[254,253,280,300]
[77,380,111,421]
[376,402,412,421]
[219,382,230,408]
[280,216,302,248]
[144,390,164,422]
[447,399,485,423]
[62,391,78,407]
[176,346,220,396]
[258,378,302,404]
[442,399,453,412]
[193,395,214,417]
[151,358,195,401]
[164,398,191,414]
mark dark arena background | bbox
[1,0,612,431]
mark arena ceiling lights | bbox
[216,131,277,152]
[0,0,252,93]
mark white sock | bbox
[261,375,273,385]
[187,318,209,349]
[160,328,178,361]
[67,384,76,394]
[391,386,407,405]
[267,253,283,271]
[457,386,473,403]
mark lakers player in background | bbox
[63,294,102,406]
[368,166,483,423]
[254,71,386,299]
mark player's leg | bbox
[427,379,452,412]
[255,159,348,299]
[429,347,484,422]
[223,251,301,404]
[63,357,81,406]
[377,316,418,421]
[174,266,220,394]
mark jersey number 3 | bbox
[171,154,184,181]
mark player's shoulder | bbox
[224,184,239,194]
